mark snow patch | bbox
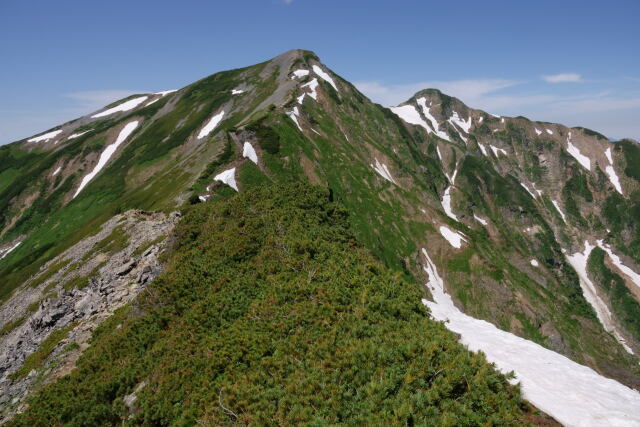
[566,241,633,354]
[287,106,303,132]
[74,120,139,198]
[597,240,640,293]
[439,226,466,248]
[297,93,306,104]
[535,128,542,136]
[420,247,640,427]
[605,165,623,195]
[0,241,21,260]
[197,111,225,139]
[530,259,539,267]
[442,186,458,221]
[91,96,148,118]
[416,98,450,141]
[242,142,258,164]
[566,133,591,171]
[473,214,488,226]
[198,195,209,203]
[477,142,488,156]
[551,200,567,223]
[154,90,176,96]
[28,129,63,143]
[371,158,396,184]
[214,168,238,191]
[231,89,244,95]
[520,183,537,199]
[311,65,338,91]
[146,99,159,107]
[605,147,613,164]
[448,110,472,134]
[66,130,90,140]
[390,105,431,132]
[546,128,553,135]
[52,166,62,176]
[302,78,319,100]
[292,69,309,78]
[490,145,507,157]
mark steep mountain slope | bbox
[1,49,640,423]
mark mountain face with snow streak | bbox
[1,49,640,423]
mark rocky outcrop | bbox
[0,210,179,421]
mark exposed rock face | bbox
[0,210,179,420]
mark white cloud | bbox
[542,73,583,83]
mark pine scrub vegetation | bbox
[12,183,526,426]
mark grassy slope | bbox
[11,183,527,426]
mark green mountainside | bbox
[1,49,639,421]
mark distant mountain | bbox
[1,49,639,425]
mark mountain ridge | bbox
[1,49,640,424]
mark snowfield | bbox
[197,111,225,139]
[91,96,148,118]
[242,142,258,164]
[371,158,396,184]
[231,89,244,95]
[605,165,624,194]
[605,147,613,163]
[312,65,338,91]
[490,145,507,157]
[28,129,63,143]
[420,248,640,427]
[477,142,488,156]
[535,128,542,135]
[441,186,458,221]
[52,166,62,176]
[448,110,472,133]
[287,106,303,131]
[439,226,466,248]
[566,241,633,354]
[154,90,176,96]
[74,121,139,198]
[214,168,238,191]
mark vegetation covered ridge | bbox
[11,182,527,426]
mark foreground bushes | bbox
[13,183,525,425]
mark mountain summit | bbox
[1,50,640,424]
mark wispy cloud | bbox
[542,73,583,83]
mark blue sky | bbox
[1,0,639,144]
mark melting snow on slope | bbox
[520,183,537,199]
[441,186,458,221]
[67,130,91,140]
[566,241,633,354]
[535,128,542,136]
[0,241,21,260]
[154,90,176,96]
[73,121,139,198]
[311,65,338,91]
[420,247,640,427]
[297,93,306,104]
[371,158,396,184]
[390,105,431,131]
[302,78,319,100]
[52,166,62,176]
[490,145,507,157]
[439,226,466,248]
[448,110,472,133]
[146,98,159,107]
[605,147,613,163]
[473,214,488,226]
[231,89,244,95]
[530,259,539,267]
[292,69,309,78]
[416,98,450,141]
[242,142,258,164]
[197,111,225,139]
[597,240,640,293]
[551,200,567,223]
[214,168,238,192]
[477,142,488,156]
[566,133,591,171]
[287,106,303,132]
[28,129,63,143]
[546,129,553,135]
[605,165,623,194]
[91,96,148,118]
